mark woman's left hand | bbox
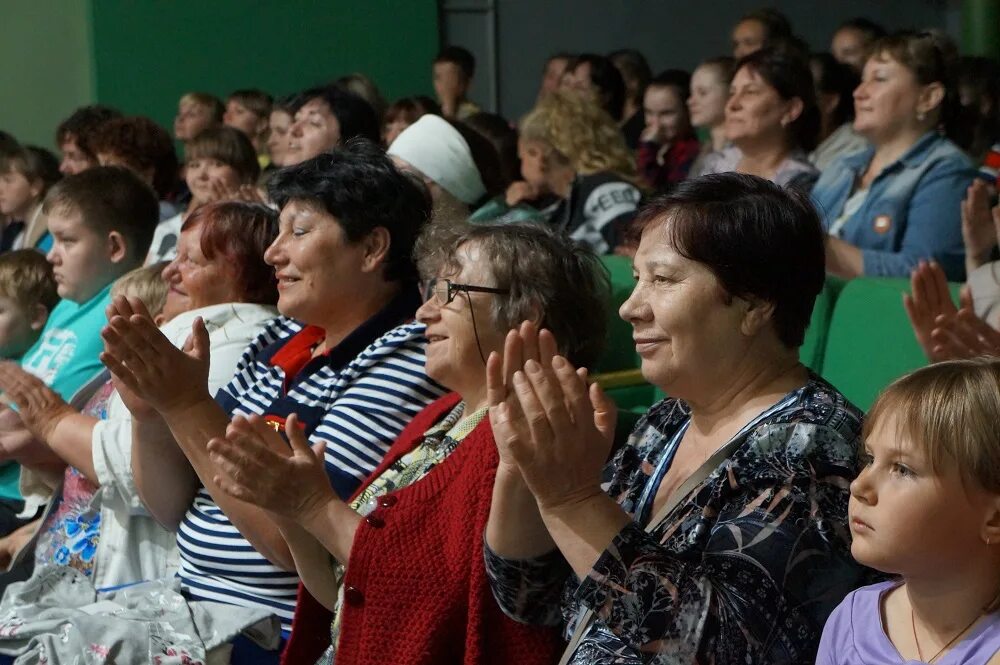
[100,295,211,416]
[490,325,616,512]
[207,413,338,522]
[0,362,75,443]
[930,304,1000,359]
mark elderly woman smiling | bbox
[203,221,609,665]
[484,173,869,664]
[100,141,444,662]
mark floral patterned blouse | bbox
[485,375,874,664]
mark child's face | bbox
[849,415,998,577]
[0,171,40,218]
[46,207,120,303]
[185,157,241,206]
[174,100,216,141]
[0,295,44,359]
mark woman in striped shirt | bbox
[101,139,445,663]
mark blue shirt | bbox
[811,131,976,280]
[176,288,446,632]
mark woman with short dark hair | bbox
[284,86,380,166]
[809,53,867,171]
[699,48,820,191]
[205,221,610,665]
[484,172,868,665]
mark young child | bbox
[0,250,59,361]
[173,92,224,144]
[20,165,158,402]
[433,46,480,120]
[817,358,1000,664]
[0,146,61,251]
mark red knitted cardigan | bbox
[281,393,564,665]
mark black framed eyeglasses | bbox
[422,278,509,305]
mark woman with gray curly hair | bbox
[207,221,611,665]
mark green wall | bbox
[0,0,94,149]
[89,1,439,133]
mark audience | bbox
[0,146,61,251]
[433,46,481,120]
[812,31,977,280]
[173,92,224,144]
[817,358,1000,663]
[637,69,701,192]
[210,221,605,664]
[1,9,998,662]
[54,105,122,176]
[830,17,887,72]
[147,126,260,264]
[484,173,867,663]
[699,47,820,190]
[285,86,380,166]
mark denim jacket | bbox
[811,131,976,280]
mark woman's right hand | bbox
[903,260,958,362]
[961,180,998,271]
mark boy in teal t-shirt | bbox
[0,166,158,512]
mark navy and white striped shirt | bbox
[176,291,445,631]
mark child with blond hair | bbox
[817,358,1000,664]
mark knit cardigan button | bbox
[378,495,398,508]
[365,515,385,528]
[344,586,365,606]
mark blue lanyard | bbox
[636,390,802,526]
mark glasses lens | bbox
[424,279,451,304]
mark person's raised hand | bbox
[0,362,74,443]
[207,413,337,521]
[961,180,998,271]
[929,305,1000,360]
[100,295,211,416]
[504,181,539,207]
[903,260,958,362]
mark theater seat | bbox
[594,255,640,374]
[819,277,961,411]
[799,276,847,373]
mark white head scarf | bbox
[387,115,487,205]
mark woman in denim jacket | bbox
[812,31,977,281]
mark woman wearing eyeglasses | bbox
[204,221,609,665]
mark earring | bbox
[916,111,926,122]
[988,536,993,546]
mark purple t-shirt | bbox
[817,580,1000,664]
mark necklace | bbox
[910,587,1000,663]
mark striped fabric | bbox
[176,304,445,632]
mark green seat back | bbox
[594,255,640,374]
[820,278,961,411]
[799,276,847,373]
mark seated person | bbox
[54,105,121,176]
[830,17,886,72]
[147,126,259,264]
[0,201,278,605]
[0,146,61,251]
[382,96,440,147]
[387,114,502,221]
[812,31,977,280]
[433,46,481,120]
[473,90,641,254]
[699,47,820,190]
[817,359,1000,663]
[224,89,273,168]
[637,69,701,192]
[266,96,296,169]
[284,86,380,166]
[609,49,652,149]
[484,173,869,663]
[90,115,180,221]
[809,53,867,172]
[173,92,224,146]
[560,53,626,123]
[731,7,794,59]
[100,141,446,662]
[211,221,605,664]
[688,56,736,177]
[536,52,573,105]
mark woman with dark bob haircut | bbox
[484,172,869,664]
[207,220,610,664]
[284,85,381,166]
[699,47,821,190]
[99,140,445,662]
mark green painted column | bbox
[962,0,1000,58]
